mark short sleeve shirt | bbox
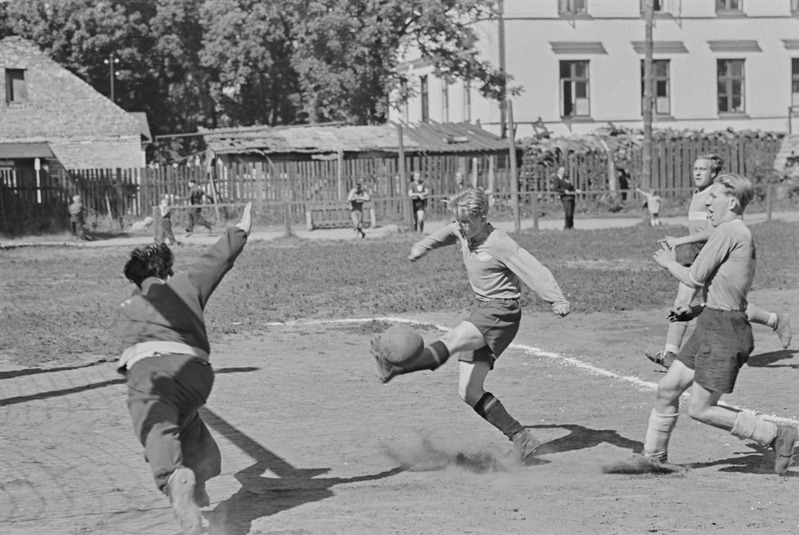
[688,220,755,311]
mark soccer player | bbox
[646,154,791,368]
[642,175,797,474]
[117,204,251,535]
[371,188,571,463]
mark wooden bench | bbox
[305,201,375,231]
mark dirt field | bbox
[1,285,797,535]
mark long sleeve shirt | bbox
[413,222,569,305]
[116,226,248,371]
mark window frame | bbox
[559,60,591,119]
[791,58,799,107]
[4,68,28,104]
[717,58,746,114]
[640,59,671,116]
[558,0,588,17]
[792,0,799,15]
[716,0,743,15]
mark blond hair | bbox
[445,187,489,218]
[696,153,724,176]
[715,173,754,211]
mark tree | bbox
[199,0,302,126]
[290,0,511,124]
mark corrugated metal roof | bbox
[0,142,54,159]
[202,122,510,155]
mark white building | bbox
[391,0,799,138]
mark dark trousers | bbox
[70,217,85,238]
[126,354,221,493]
[561,197,575,229]
[156,218,177,244]
[187,208,211,232]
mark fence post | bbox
[152,205,160,241]
[531,191,539,230]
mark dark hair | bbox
[697,153,724,176]
[123,243,175,288]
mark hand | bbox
[408,245,425,262]
[653,241,676,268]
[551,302,571,317]
[236,202,252,236]
[667,304,694,322]
[662,236,680,249]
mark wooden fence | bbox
[0,137,783,234]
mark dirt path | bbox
[1,288,797,534]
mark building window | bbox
[559,0,587,16]
[420,75,429,122]
[640,0,664,13]
[463,81,471,122]
[792,59,799,106]
[560,60,590,118]
[716,0,742,14]
[717,59,745,113]
[442,82,449,122]
[640,59,670,115]
[793,0,799,15]
[4,69,27,103]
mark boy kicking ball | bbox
[371,188,571,464]
[635,175,797,474]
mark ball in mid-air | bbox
[380,325,424,367]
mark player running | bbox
[646,154,791,368]
[117,204,251,535]
[371,188,571,464]
[641,175,797,474]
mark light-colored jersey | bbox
[413,222,568,304]
[688,219,755,311]
[687,187,713,235]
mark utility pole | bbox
[104,53,120,103]
[498,0,507,139]
[642,0,654,206]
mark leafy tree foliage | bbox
[1,0,509,157]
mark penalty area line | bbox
[265,316,799,426]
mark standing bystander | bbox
[347,180,371,238]
[185,180,213,236]
[552,166,578,230]
[408,172,430,233]
[68,195,87,240]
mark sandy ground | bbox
[0,286,797,535]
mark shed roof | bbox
[202,122,510,156]
[0,142,54,159]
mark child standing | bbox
[408,172,429,233]
[117,204,251,535]
[68,195,87,240]
[636,187,662,226]
[371,188,571,463]
[347,180,371,238]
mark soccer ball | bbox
[380,324,424,367]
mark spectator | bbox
[156,194,180,246]
[347,180,371,238]
[185,180,213,236]
[636,188,662,227]
[68,195,87,240]
[552,166,579,230]
[408,172,430,233]
[617,168,630,201]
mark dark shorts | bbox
[676,308,754,394]
[458,298,521,369]
[675,242,706,267]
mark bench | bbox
[305,201,375,231]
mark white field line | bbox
[265,316,799,425]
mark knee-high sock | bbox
[643,409,679,457]
[473,392,524,440]
[665,322,688,355]
[407,341,450,372]
[730,410,777,446]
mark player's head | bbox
[455,172,464,185]
[709,173,754,217]
[693,153,723,188]
[124,243,175,288]
[188,179,197,187]
[355,180,362,190]
[557,166,566,177]
[72,195,81,202]
[447,187,489,239]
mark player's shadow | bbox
[745,349,797,368]
[685,445,799,476]
[526,424,642,456]
[201,407,402,535]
